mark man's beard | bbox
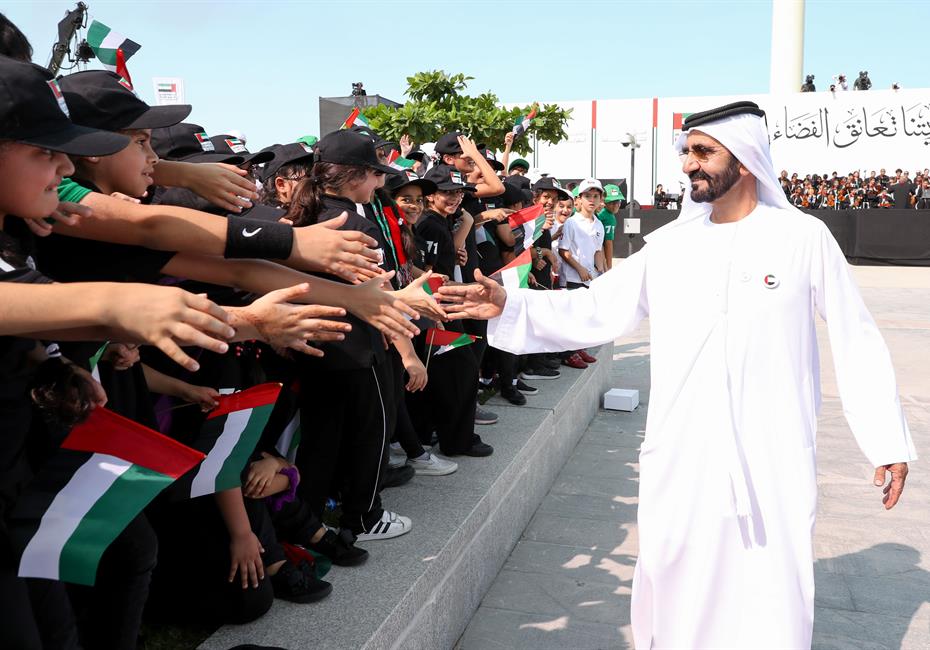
[689,157,742,203]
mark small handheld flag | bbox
[512,104,538,138]
[491,248,532,290]
[422,275,445,296]
[507,204,546,249]
[425,328,478,356]
[12,407,204,585]
[86,21,141,87]
[341,107,371,130]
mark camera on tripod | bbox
[351,82,366,97]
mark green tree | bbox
[363,70,571,156]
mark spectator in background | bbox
[890,173,917,209]
[917,180,930,210]
[654,184,671,209]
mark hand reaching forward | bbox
[874,462,908,509]
[436,270,507,321]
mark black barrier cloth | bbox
[613,209,930,266]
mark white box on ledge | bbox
[604,388,639,411]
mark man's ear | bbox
[82,156,101,166]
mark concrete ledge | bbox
[202,345,613,650]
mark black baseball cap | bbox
[435,131,464,155]
[259,142,316,182]
[208,134,275,166]
[59,70,191,131]
[314,129,398,174]
[406,147,428,164]
[386,168,437,196]
[0,56,129,156]
[498,182,526,208]
[151,123,244,163]
[533,176,571,200]
[504,174,531,191]
[349,125,393,150]
[423,164,477,192]
[478,144,504,171]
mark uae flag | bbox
[512,104,538,138]
[341,107,371,129]
[174,383,283,499]
[491,248,532,290]
[425,328,478,356]
[672,112,693,145]
[421,275,445,296]
[12,408,203,585]
[508,204,546,249]
[86,21,141,85]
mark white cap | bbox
[576,178,604,195]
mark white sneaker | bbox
[388,443,407,469]
[407,452,458,476]
[355,510,413,542]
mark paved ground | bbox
[460,266,930,650]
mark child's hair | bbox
[259,160,313,208]
[285,162,367,227]
[0,14,32,62]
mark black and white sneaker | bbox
[515,379,539,395]
[355,510,413,542]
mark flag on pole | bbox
[11,408,203,585]
[86,21,141,86]
[172,383,283,499]
[508,204,546,249]
[491,248,532,290]
[340,107,371,129]
[386,150,416,170]
[512,104,538,138]
[425,328,478,356]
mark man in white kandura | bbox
[439,101,916,649]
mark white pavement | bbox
[460,266,930,650]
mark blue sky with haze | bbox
[8,1,925,148]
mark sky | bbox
[7,1,927,149]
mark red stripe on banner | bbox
[507,203,544,229]
[207,382,283,420]
[652,98,658,129]
[591,100,597,130]
[382,206,407,265]
[63,408,204,479]
[673,113,683,130]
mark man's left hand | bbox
[874,462,908,509]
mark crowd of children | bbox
[0,13,617,649]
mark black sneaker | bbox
[520,368,561,380]
[271,561,332,603]
[381,464,415,489]
[309,529,369,567]
[475,407,499,425]
[464,434,494,457]
[542,357,562,370]
[501,386,527,405]
[515,379,539,395]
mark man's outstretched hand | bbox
[436,270,507,321]
[874,462,908,509]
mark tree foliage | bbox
[363,70,572,155]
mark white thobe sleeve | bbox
[812,223,917,467]
[487,247,649,354]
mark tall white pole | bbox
[769,0,805,94]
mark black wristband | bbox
[224,218,294,260]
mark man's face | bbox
[510,166,527,176]
[880,168,886,176]
[605,200,620,214]
[679,132,743,204]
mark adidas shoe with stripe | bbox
[355,510,413,542]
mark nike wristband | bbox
[224,218,294,260]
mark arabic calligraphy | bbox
[771,103,930,148]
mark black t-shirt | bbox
[0,225,53,553]
[415,210,456,278]
[304,194,391,370]
[35,178,176,284]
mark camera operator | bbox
[653,184,670,209]
[853,71,872,91]
[800,74,816,92]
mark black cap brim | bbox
[434,182,477,193]
[242,150,275,166]
[391,178,438,196]
[125,104,193,130]
[19,122,130,157]
[371,162,404,175]
[181,152,246,165]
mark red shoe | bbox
[578,350,597,364]
[562,353,588,369]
